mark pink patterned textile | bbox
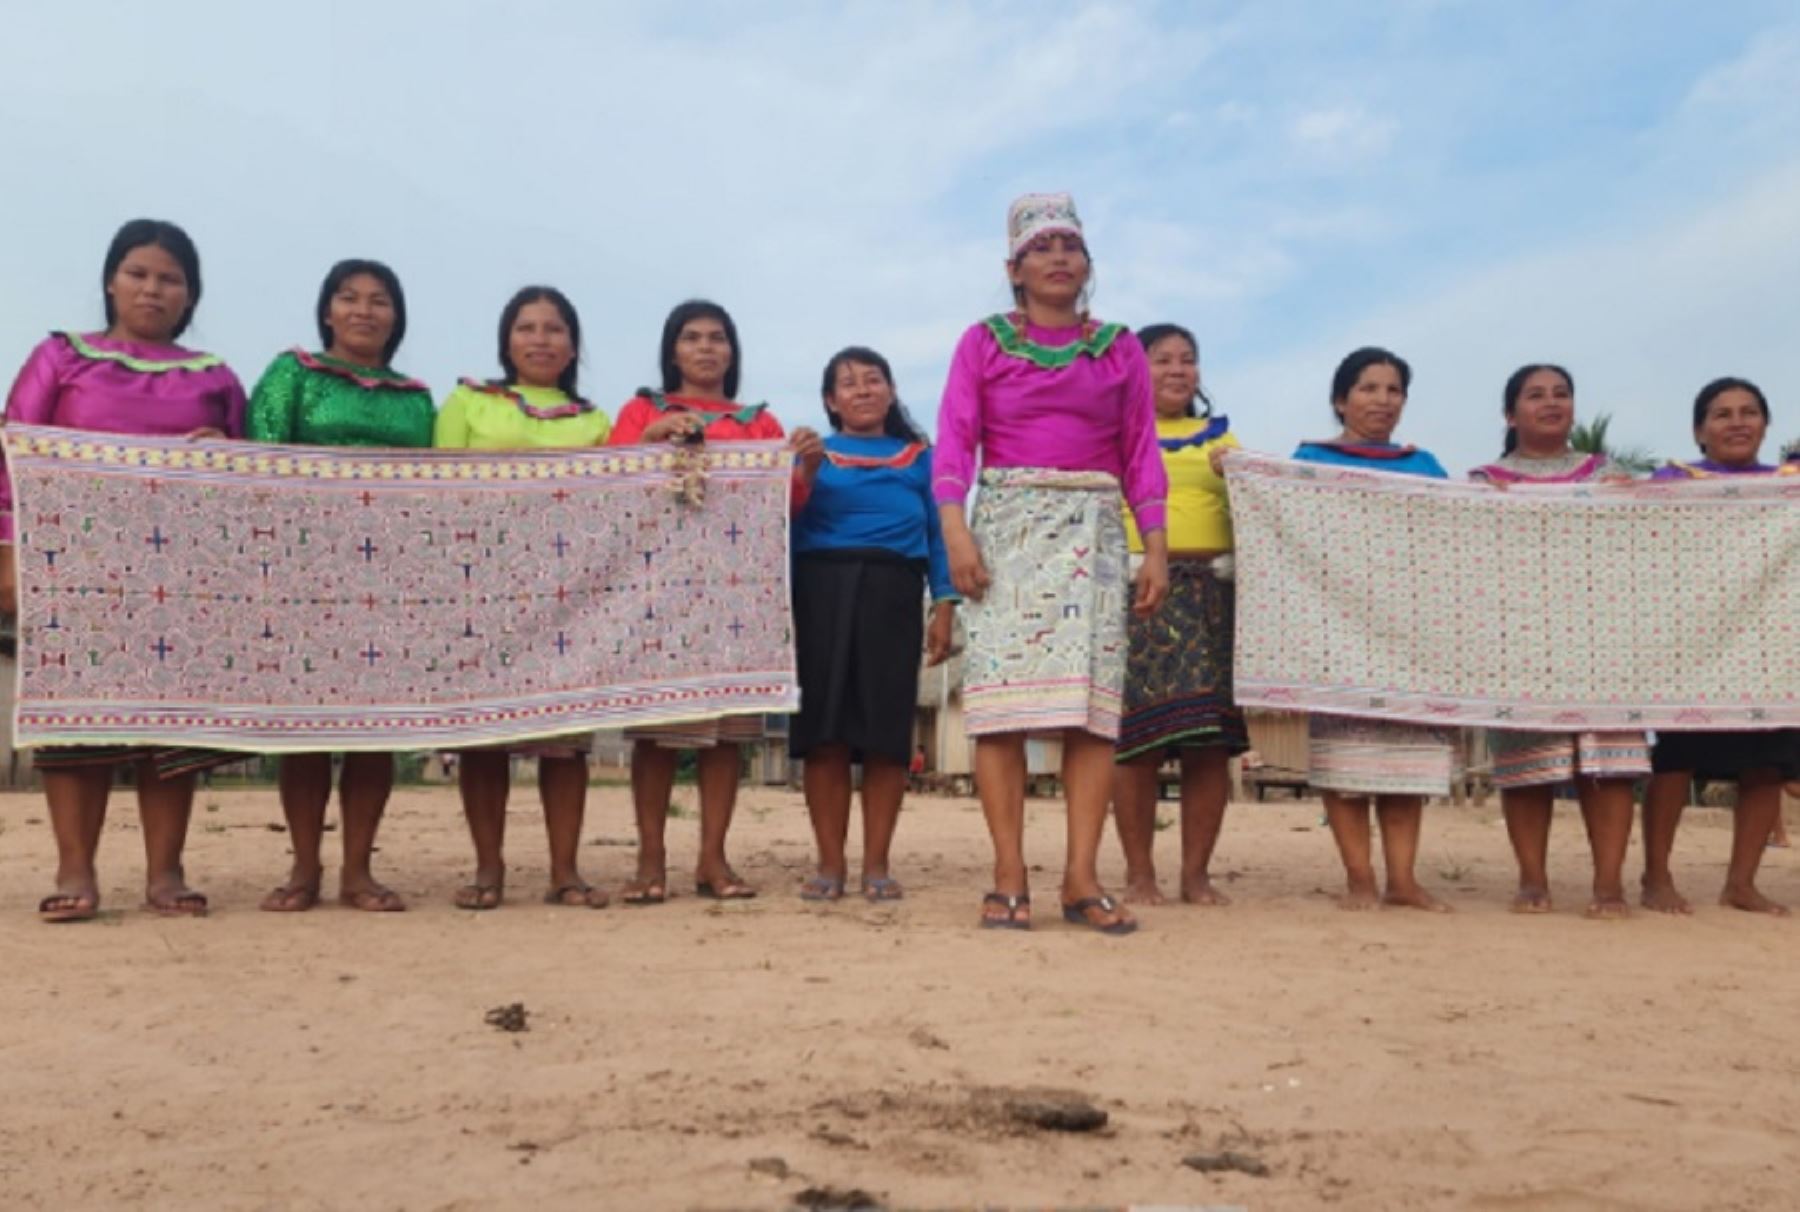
[2,427,797,750]
[1226,453,1800,731]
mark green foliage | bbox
[1570,412,1658,475]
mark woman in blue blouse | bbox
[791,347,957,901]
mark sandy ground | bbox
[1,781,1797,1212]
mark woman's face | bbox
[1696,387,1768,466]
[1509,369,1574,450]
[828,360,894,435]
[326,272,397,365]
[1336,362,1407,442]
[1146,334,1200,419]
[508,299,575,390]
[106,243,189,343]
[674,316,732,393]
[1007,233,1090,312]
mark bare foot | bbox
[1585,896,1631,920]
[1639,878,1692,915]
[1180,877,1232,906]
[1122,875,1166,906]
[1338,875,1380,911]
[1384,884,1451,913]
[1720,883,1790,916]
[1510,886,1553,914]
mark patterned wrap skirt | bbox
[789,550,925,764]
[1308,715,1460,797]
[30,745,241,779]
[1117,556,1249,762]
[1651,729,1800,782]
[626,715,766,750]
[1489,729,1651,790]
[961,467,1128,740]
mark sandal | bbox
[145,889,210,918]
[800,874,845,902]
[1061,894,1137,936]
[454,883,503,911]
[340,886,407,913]
[696,873,757,900]
[980,891,1031,931]
[38,891,99,924]
[621,874,667,906]
[544,883,609,909]
[260,883,320,913]
[862,877,904,902]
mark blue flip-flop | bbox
[1062,895,1137,936]
[799,874,845,902]
[862,877,904,903]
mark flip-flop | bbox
[544,883,609,909]
[145,889,210,918]
[454,883,503,911]
[340,887,407,913]
[1061,895,1137,936]
[260,883,321,913]
[800,874,845,902]
[38,892,99,924]
[621,875,667,906]
[980,891,1031,931]
[696,877,757,900]
[862,877,904,902]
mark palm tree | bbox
[1570,412,1658,475]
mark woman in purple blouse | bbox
[935,193,1170,935]
[1640,377,1799,916]
[1,219,246,922]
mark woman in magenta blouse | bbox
[1,219,246,922]
[935,193,1169,935]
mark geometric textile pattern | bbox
[3,427,797,750]
[1226,453,1799,730]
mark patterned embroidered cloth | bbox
[1226,453,1800,730]
[3,426,798,750]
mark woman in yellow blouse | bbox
[1113,324,1248,905]
[434,286,611,909]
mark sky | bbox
[4,1,1798,471]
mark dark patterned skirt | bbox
[30,745,240,779]
[789,549,925,764]
[1651,729,1800,782]
[1116,557,1249,762]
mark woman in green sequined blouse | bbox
[246,258,434,914]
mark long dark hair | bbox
[819,346,927,442]
[1329,346,1411,424]
[1136,323,1212,418]
[102,218,202,340]
[497,285,582,398]
[1692,377,1770,454]
[660,299,740,400]
[316,258,407,364]
[1500,363,1573,455]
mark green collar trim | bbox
[61,331,224,374]
[638,388,769,426]
[982,313,1125,370]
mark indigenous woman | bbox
[936,193,1169,935]
[607,299,823,903]
[247,258,435,913]
[1292,347,1454,912]
[1468,364,1647,918]
[434,286,611,910]
[790,347,956,902]
[1111,323,1247,906]
[1640,377,1800,916]
[0,218,246,921]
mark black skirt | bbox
[1651,729,1800,781]
[790,550,925,763]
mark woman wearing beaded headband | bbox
[607,299,824,904]
[433,286,613,911]
[790,346,957,903]
[1,218,247,922]
[246,257,436,914]
[1111,323,1248,908]
[935,193,1169,935]
[1639,377,1800,916]
[1468,364,1647,919]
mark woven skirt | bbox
[30,745,241,779]
[789,550,925,764]
[1308,715,1459,797]
[1651,729,1800,782]
[626,715,766,750]
[1117,557,1248,761]
[961,468,1128,740]
[1489,729,1651,789]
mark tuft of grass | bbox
[1153,815,1175,832]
